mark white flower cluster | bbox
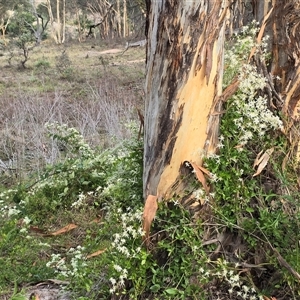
[232,64,283,145]
[199,260,263,299]
[224,22,283,146]
[45,122,94,158]
[111,208,144,256]
[0,190,30,229]
[109,265,128,293]
[46,245,87,278]
[108,207,144,293]
[217,266,263,300]
[71,191,94,208]
[224,21,259,87]
[19,216,31,234]
[193,188,212,203]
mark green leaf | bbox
[246,207,254,213]
[165,288,179,295]
[150,284,160,292]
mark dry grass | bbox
[0,40,145,186]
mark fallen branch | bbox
[121,39,146,55]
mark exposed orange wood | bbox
[144,2,229,199]
[142,195,158,247]
[157,36,223,197]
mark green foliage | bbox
[74,14,93,32]
[7,10,34,38]
[149,203,207,299]
[203,22,300,297]
[35,58,50,69]
[9,283,27,300]
[0,123,144,298]
[6,7,36,67]
[0,215,56,288]
[55,51,74,80]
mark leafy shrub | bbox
[203,22,300,298]
[35,58,50,69]
[55,51,74,80]
[0,122,143,298]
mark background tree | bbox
[43,0,66,44]
[6,3,37,67]
[85,0,145,39]
[0,0,26,44]
[266,1,300,157]
[25,0,50,45]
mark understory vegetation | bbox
[1,25,300,300]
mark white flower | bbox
[23,216,31,225]
[217,142,224,149]
[114,264,122,272]
[210,173,219,182]
[8,207,21,217]
[119,278,125,287]
[242,285,249,293]
[173,199,179,206]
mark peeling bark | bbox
[273,1,300,120]
[250,1,300,159]
[144,1,230,202]
[250,0,300,119]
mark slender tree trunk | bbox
[56,0,61,43]
[0,19,9,44]
[269,1,300,118]
[246,0,300,160]
[123,0,127,37]
[46,0,54,24]
[61,0,66,43]
[144,1,230,203]
[46,0,59,44]
[117,0,121,37]
[76,9,82,42]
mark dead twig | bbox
[258,226,300,282]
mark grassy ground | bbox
[0,39,145,95]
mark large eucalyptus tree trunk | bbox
[144,1,230,203]
[250,0,300,159]
[270,1,300,119]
